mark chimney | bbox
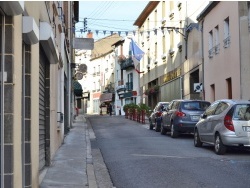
[87,32,93,38]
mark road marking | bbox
[131,154,193,159]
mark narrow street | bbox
[87,115,250,188]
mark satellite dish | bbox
[78,64,87,73]
[75,72,83,80]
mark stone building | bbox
[0,1,78,187]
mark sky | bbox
[76,1,149,41]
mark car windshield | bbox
[233,104,250,121]
[182,101,210,111]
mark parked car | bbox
[149,102,169,131]
[160,99,210,137]
[194,99,250,155]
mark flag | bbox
[131,39,144,73]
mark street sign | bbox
[73,38,94,50]
[194,83,203,92]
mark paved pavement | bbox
[40,114,112,188]
[40,114,150,188]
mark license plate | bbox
[191,115,200,121]
[243,126,250,132]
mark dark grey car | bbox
[149,102,169,131]
[161,100,210,138]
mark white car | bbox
[194,99,250,155]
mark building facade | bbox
[197,1,250,102]
[113,37,141,115]
[134,1,209,109]
[0,1,78,187]
[77,34,122,115]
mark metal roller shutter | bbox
[39,51,46,171]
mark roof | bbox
[90,34,123,61]
[196,1,219,21]
[133,1,160,27]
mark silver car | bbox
[194,99,250,155]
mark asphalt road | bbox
[87,115,250,188]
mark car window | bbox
[205,101,219,116]
[172,101,179,110]
[181,101,210,111]
[168,101,174,110]
[214,102,229,115]
[234,104,250,120]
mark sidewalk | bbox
[40,115,98,188]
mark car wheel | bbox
[214,134,227,155]
[160,122,166,135]
[155,119,161,132]
[194,129,203,147]
[170,123,179,138]
[149,118,153,130]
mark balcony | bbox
[214,44,220,54]
[116,84,126,93]
[208,48,213,58]
[223,36,230,48]
[126,82,133,91]
[120,57,134,70]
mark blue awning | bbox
[73,81,83,96]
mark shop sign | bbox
[163,68,181,83]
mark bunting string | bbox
[75,27,185,37]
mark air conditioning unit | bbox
[146,64,150,69]
[154,59,158,64]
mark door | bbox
[39,50,47,170]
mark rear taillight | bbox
[175,111,186,117]
[156,111,162,117]
[224,115,235,132]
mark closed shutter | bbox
[39,52,46,171]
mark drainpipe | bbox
[70,1,73,127]
[201,20,205,100]
[1,14,5,188]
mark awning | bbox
[0,1,24,16]
[40,22,59,64]
[118,91,137,98]
[22,16,39,45]
[73,81,83,96]
[99,93,113,103]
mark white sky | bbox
[76,1,149,40]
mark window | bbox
[210,84,215,102]
[208,30,213,58]
[205,101,219,116]
[223,17,230,48]
[248,2,250,31]
[226,77,232,99]
[214,102,229,115]
[155,42,158,63]
[162,35,166,54]
[162,1,165,19]
[214,26,220,54]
